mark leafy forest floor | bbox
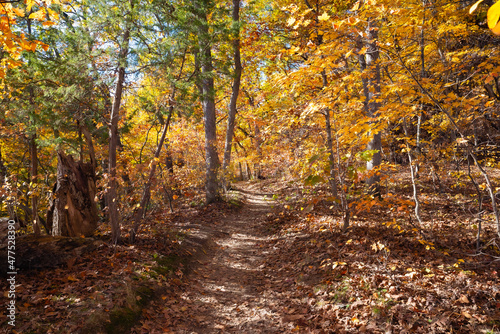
[1,170,500,333]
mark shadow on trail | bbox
[158,184,293,333]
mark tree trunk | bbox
[245,162,251,180]
[130,52,186,241]
[47,152,98,237]
[254,123,263,179]
[130,102,174,241]
[320,70,338,199]
[165,146,174,174]
[222,0,242,190]
[359,20,382,190]
[79,121,97,171]
[108,22,131,245]
[26,6,41,237]
[0,148,6,196]
[324,108,339,198]
[29,134,41,236]
[196,0,219,204]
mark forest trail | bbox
[159,182,297,333]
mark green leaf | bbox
[347,166,357,180]
[358,149,379,162]
[304,175,325,186]
[308,154,321,165]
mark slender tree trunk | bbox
[321,70,338,198]
[395,27,500,239]
[26,6,40,237]
[245,162,251,180]
[29,134,41,236]
[254,122,264,178]
[131,54,185,237]
[324,108,338,198]
[466,149,483,251]
[108,21,131,245]
[403,119,423,227]
[165,142,174,174]
[79,122,97,171]
[196,0,219,204]
[360,20,382,190]
[222,0,242,190]
[333,113,349,231]
[0,148,6,188]
[243,91,263,179]
[131,96,175,241]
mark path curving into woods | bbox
[157,183,303,333]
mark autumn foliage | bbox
[1,0,500,332]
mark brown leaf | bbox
[462,311,473,319]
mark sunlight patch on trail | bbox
[166,183,292,333]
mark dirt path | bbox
[160,183,300,333]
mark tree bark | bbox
[359,20,382,191]
[222,0,242,190]
[29,134,41,236]
[196,0,219,204]
[320,70,338,199]
[324,108,339,198]
[47,152,98,237]
[79,121,97,171]
[108,19,131,245]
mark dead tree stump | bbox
[47,152,99,237]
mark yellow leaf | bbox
[67,275,79,282]
[29,10,46,21]
[318,12,330,21]
[13,7,25,17]
[469,0,484,14]
[351,1,360,11]
[487,1,500,34]
[26,0,35,12]
[42,21,56,27]
[492,22,500,35]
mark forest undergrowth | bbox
[0,167,499,333]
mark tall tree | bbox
[222,0,242,189]
[108,0,134,244]
[359,19,382,191]
[194,0,219,204]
